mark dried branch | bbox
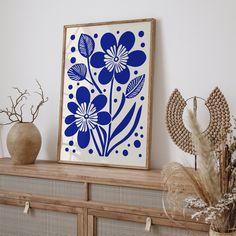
[0,88,29,125]
[0,81,48,125]
[30,80,48,122]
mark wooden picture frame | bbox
[57,18,156,169]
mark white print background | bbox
[60,21,151,167]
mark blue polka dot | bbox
[139,154,142,158]
[73,149,76,153]
[69,94,73,99]
[70,57,76,63]
[71,47,76,52]
[128,144,131,147]
[123,150,128,156]
[116,86,121,92]
[103,89,106,92]
[69,141,74,146]
[114,98,118,103]
[117,31,120,34]
[94,72,97,76]
[140,126,143,130]
[141,96,145,101]
[134,140,141,148]
[94,33,98,38]
[140,134,144,138]
[68,85,73,90]
[70,35,75,40]
[115,150,119,154]
[141,43,145,48]
[134,71,138,75]
[135,132,138,137]
[91,89,95,93]
[89,149,93,154]
[138,31,144,37]
[65,147,69,152]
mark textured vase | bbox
[209,229,236,236]
[7,122,41,164]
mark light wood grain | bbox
[0,158,164,190]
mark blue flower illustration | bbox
[90,31,146,85]
[64,86,111,149]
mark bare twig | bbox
[0,88,29,125]
[0,81,48,125]
[30,80,48,122]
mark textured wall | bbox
[0,0,236,169]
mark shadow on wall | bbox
[151,19,170,169]
[45,121,59,161]
[0,126,3,157]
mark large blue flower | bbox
[90,31,146,85]
[64,87,111,149]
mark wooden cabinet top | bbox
[0,158,163,190]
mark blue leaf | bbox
[110,103,136,140]
[78,34,95,58]
[125,74,145,99]
[112,93,126,121]
[67,63,87,81]
[106,105,142,156]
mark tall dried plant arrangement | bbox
[162,110,236,233]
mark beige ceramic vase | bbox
[7,122,41,164]
[209,229,236,236]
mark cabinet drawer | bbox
[0,204,78,236]
[90,184,165,208]
[0,175,85,199]
[96,218,208,236]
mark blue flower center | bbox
[114,56,119,62]
[84,114,89,119]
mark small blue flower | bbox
[90,31,146,85]
[64,86,111,149]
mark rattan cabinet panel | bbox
[97,218,208,236]
[0,175,85,199]
[90,184,165,208]
[0,204,77,236]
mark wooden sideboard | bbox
[0,158,208,236]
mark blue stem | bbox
[106,106,142,156]
[96,126,105,156]
[105,78,114,155]
[90,129,102,156]
[85,78,93,85]
[87,58,102,94]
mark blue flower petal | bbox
[68,102,78,114]
[118,31,135,51]
[65,122,79,137]
[90,52,105,68]
[127,50,146,67]
[76,86,90,106]
[65,115,76,124]
[98,67,113,85]
[90,95,107,113]
[115,66,130,84]
[97,112,111,125]
[77,129,90,149]
[101,33,117,52]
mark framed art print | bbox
[58,18,156,169]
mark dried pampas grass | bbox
[188,110,221,205]
[162,109,236,233]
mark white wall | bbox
[0,0,236,169]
